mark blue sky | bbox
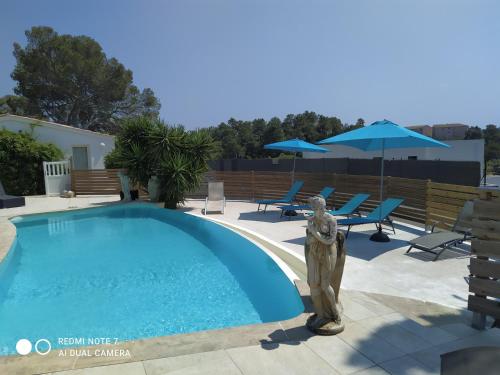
[1,0,498,129]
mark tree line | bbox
[208,114,365,159]
[466,125,500,166]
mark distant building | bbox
[432,123,469,141]
[407,125,433,137]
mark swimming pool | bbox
[0,204,303,355]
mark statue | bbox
[305,195,346,335]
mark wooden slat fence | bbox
[71,169,122,195]
[191,171,428,223]
[426,181,479,229]
[468,188,500,329]
[71,169,485,228]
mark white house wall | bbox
[0,116,115,169]
[303,139,485,173]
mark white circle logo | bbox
[35,339,51,355]
[15,339,32,355]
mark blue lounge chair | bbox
[337,198,404,238]
[278,187,335,218]
[328,193,370,217]
[256,180,304,213]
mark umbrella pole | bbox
[370,140,390,242]
[292,153,296,185]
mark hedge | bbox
[0,128,63,195]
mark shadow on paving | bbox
[238,210,289,224]
[285,230,409,261]
[393,222,425,236]
[259,292,499,374]
[404,242,471,262]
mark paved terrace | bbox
[184,199,471,310]
[1,196,499,375]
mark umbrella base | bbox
[370,230,390,242]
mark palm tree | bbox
[106,117,215,208]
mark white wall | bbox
[0,115,115,169]
[304,139,485,173]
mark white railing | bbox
[43,160,71,196]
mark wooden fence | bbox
[190,171,488,226]
[426,182,479,229]
[71,169,485,228]
[71,169,122,195]
[191,171,429,223]
[468,188,500,329]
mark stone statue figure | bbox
[305,195,346,335]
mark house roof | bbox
[0,114,115,139]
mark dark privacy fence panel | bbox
[208,158,480,186]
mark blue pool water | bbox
[0,204,303,355]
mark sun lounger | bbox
[328,193,370,217]
[204,181,225,214]
[337,198,404,238]
[256,180,304,213]
[0,180,25,209]
[406,201,474,260]
[278,186,335,218]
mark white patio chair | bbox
[204,181,225,214]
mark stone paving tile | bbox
[357,317,432,354]
[379,313,458,346]
[1,351,78,375]
[336,323,405,364]
[46,362,146,375]
[142,350,242,375]
[226,341,338,375]
[482,327,500,341]
[379,355,438,375]
[343,291,395,316]
[304,335,374,374]
[409,341,466,373]
[409,328,500,373]
[342,298,381,321]
[278,319,316,342]
[73,322,286,370]
[438,323,485,339]
[352,366,390,374]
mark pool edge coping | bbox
[0,218,16,265]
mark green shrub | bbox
[111,117,216,208]
[104,148,122,169]
[0,128,63,195]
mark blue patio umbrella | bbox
[264,139,328,183]
[318,120,450,242]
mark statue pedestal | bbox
[306,314,345,336]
